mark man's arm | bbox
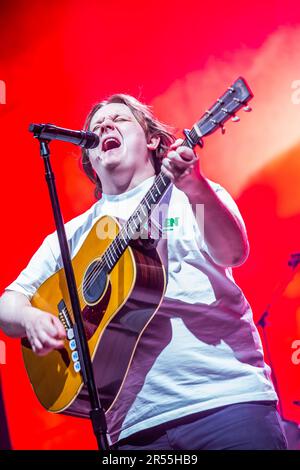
[0,291,66,355]
[161,139,249,267]
[182,172,249,267]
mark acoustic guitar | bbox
[21,77,253,417]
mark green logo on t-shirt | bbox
[164,217,180,231]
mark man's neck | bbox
[101,165,155,196]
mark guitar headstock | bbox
[184,77,253,147]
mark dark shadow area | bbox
[0,375,11,449]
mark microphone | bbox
[28,123,100,149]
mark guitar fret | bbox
[110,244,117,261]
[140,205,147,217]
[154,181,161,195]
[136,211,143,224]
[128,224,135,237]
[104,253,110,268]
[114,237,121,252]
[104,254,112,270]
[107,247,114,264]
[109,250,115,266]
[158,178,167,191]
[122,227,129,239]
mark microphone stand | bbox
[256,253,300,419]
[38,139,110,451]
[0,376,11,449]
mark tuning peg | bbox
[243,105,252,112]
[220,125,226,134]
[231,115,240,122]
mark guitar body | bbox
[21,215,166,416]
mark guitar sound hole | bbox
[83,262,108,305]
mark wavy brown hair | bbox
[81,94,176,199]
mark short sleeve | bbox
[213,184,247,232]
[195,180,248,256]
[5,235,59,300]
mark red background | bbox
[1,0,300,449]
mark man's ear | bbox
[147,135,160,151]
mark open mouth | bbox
[102,136,121,152]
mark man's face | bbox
[88,102,151,177]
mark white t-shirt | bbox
[6,176,277,443]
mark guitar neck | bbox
[102,135,193,273]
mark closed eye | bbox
[91,115,130,132]
[114,116,130,122]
